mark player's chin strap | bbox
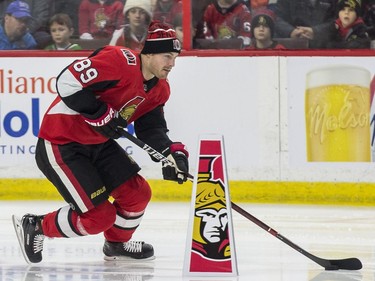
[120,129,363,271]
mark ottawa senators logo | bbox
[217,24,235,39]
[192,156,231,261]
[119,96,145,121]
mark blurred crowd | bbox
[0,0,374,50]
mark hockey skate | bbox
[12,214,45,264]
[103,240,155,261]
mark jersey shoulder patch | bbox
[120,48,137,66]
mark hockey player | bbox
[12,21,189,264]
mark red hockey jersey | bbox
[39,46,171,145]
[78,0,124,39]
[203,0,251,44]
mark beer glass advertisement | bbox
[286,57,375,166]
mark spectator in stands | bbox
[79,0,124,40]
[172,13,197,46]
[45,13,83,50]
[198,0,252,47]
[192,0,212,39]
[0,0,36,49]
[0,0,51,49]
[247,9,286,49]
[25,0,51,48]
[173,13,184,44]
[362,0,375,40]
[51,0,81,38]
[327,0,370,48]
[152,0,182,25]
[274,0,337,48]
[109,0,152,51]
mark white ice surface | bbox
[0,201,373,281]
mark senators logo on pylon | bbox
[192,173,231,261]
[184,137,238,276]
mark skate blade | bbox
[12,215,31,264]
[104,255,155,262]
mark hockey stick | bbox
[121,130,362,271]
[230,202,362,271]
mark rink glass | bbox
[305,65,371,162]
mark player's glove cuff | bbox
[162,142,189,184]
[162,142,189,158]
[82,104,127,139]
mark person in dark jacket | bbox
[274,0,337,48]
[327,0,370,48]
[361,0,375,39]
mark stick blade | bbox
[325,258,362,271]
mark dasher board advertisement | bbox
[286,56,375,171]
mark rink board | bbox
[1,178,374,206]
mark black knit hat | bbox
[250,9,276,37]
[141,21,181,54]
[337,0,362,16]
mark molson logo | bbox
[305,84,371,162]
[307,96,369,144]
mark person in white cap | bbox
[13,21,188,264]
[109,0,152,51]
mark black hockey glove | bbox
[162,142,189,184]
[82,104,127,139]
